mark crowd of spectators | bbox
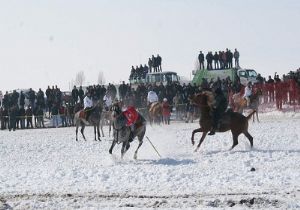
[129,54,162,81]
[1,67,299,130]
[198,48,240,70]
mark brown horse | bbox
[148,102,163,124]
[190,91,256,152]
[232,89,262,122]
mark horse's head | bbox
[189,91,215,109]
[110,103,122,119]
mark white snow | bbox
[0,111,299,209]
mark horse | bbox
[148,102,163,124]
[232,89,262,122]
[190,91,256,152]
[109,104,146,159]
[74,101,102,141]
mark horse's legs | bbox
[97,123,101,141]
[81,123,86,140]
[94,125,97,141]
[256,109,259,122]
[100,121,105,137]
[191,128,203,145]
[195,131,208,152]
[109,121,112,137]
[121,141,129,158]
[134,138,143,160]
[76,123,79,141]
[109,140,117,154]
[243,131,253,148]
[230,132,239,150]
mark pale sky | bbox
[0,0,299,91]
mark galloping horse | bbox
[148,102,163,124]
[190,91,256,152]
[109,104,146,159]
[74,101,102,141]
[232,89,262,122]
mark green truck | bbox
[192,68,258,86]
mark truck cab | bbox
[130,71,180,88]
[192,68,258,86]
[237,69,258,86]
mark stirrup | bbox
[208,130,215,135]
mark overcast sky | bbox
[0,0,299,91]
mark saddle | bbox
[79,110,86,119]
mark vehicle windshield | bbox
[147,73,178,83]
[247,70,257,77]
[163,73,178,83]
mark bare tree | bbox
[75,71,85,86]
[97,71,105,85]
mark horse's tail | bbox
[246,110,256,120]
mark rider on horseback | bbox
[103,92,112,111]
[147,89,158,105]
[83,92,93,121]
[208,87,228,135]
[243,82,252,107]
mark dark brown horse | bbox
[190,91,256,152]
[148,102,163,124]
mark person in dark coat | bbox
[78,86,84,105]
[213,52,219,69]
[208,88,228,135]
[26,106,33,128]
[71,86,79,105]
[198,51,205,70]
[234,48,240,68]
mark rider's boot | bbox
[208,128,216,135]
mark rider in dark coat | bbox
[208,87,228,135]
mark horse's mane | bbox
[203,91,215,109]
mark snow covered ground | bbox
[0,111,299,209]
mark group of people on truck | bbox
[129,54,162,81]
[198,48,240,70]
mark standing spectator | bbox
[26,106,33,128]
[46,86,52,117]
[213,52,219,69]
[157,54,162,72]
[198,51,205,70]
[162,98,171,124]
[78,86,84,105]
[206,52,213,70]
[119,81,127,100]
[266,75,275,102]
[28,88,36,110]
[185,100,195,123]
[234,48,240,68]
[59,104,67,127]
[148,58,153,73]
[228,50,233,68]
[72,86,79,105]
[51,103,59,128]
[36,88,45,109]
[19,106,26,129]
[8,105,18,131]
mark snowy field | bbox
[0,111,300,209]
